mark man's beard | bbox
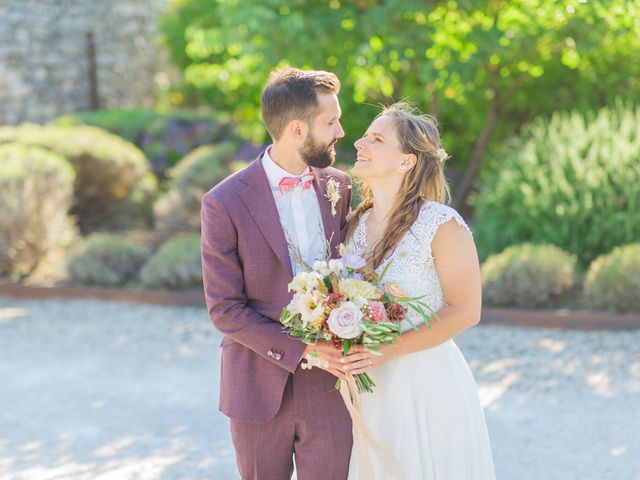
[300,132,337,169]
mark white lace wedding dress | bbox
[347,201,496,480]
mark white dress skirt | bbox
[347,202,496,480]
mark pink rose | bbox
[367,301,388,323]
[326,292,345,309]
[327,301,363,339]
[387,302,408,323]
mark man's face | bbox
[299,93,344,168]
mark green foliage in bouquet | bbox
[67,233,150,287]
[584,244,640,313]
[481,243,576,307]
[0,124,157,233]
[154,142,247,232]
[139,234,202,289]
[474,102,640,267]
[0,143,76,279]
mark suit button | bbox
[267,350,274,358]
[274,352,282,361]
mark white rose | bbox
[313,260,331,277]
[327,301,364,339]
[313,260,327,271]
[289,271,324,293]
[328,259,344,275]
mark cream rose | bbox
[339,277,382,301]
[384,283,406,299]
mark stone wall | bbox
[0,0,168,125]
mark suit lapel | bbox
[312,168,341,258]
[238,157,293,276]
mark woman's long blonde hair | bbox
[345,102,450,269]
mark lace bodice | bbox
[349,201,471,332]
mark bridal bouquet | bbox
[280,246,435,393]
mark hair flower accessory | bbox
[436,147,448,164]
[436,147,449,163]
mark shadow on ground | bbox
[1,298,639,479]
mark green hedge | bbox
[139,234,202,288]
[0,143,76,278]
[481,243,576,307]
[55,108,237,175]
[0,124,157,233]
[67,233,150,286]
[585,244,640,312]
[154,142,246,232]
[474,102,640,267]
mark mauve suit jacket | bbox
[201,153,352,422]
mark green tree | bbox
[160,0,640,208]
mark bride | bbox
[340,102,496,480]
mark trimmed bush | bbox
[481,243,576,307]
[154,142,247,232]
[55,109,237,175]
[0,124,157,233]
[585,244,640,312]
[55,109,159,143]
[139,234,202,289]
[0,143,76,279]
[67,233,150,286]
[474,102,640,267]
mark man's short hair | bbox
[261,67,340,141]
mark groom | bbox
[201,68,353,479]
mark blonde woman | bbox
[340,103,495,479]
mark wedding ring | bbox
[368,358,372,366]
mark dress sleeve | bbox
[418,202,472,257]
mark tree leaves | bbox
[160,0,639,207]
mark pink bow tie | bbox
[278,172,315,194]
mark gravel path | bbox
[0,297,638,480]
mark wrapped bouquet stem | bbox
[339,372,406,480]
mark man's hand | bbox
[301,341,366,380]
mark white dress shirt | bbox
[262,147,326,275]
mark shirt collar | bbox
[262,146,312,190]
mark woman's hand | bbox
[339,345,394,375]
[302,341,348,379]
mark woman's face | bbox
[352,115,409,180]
